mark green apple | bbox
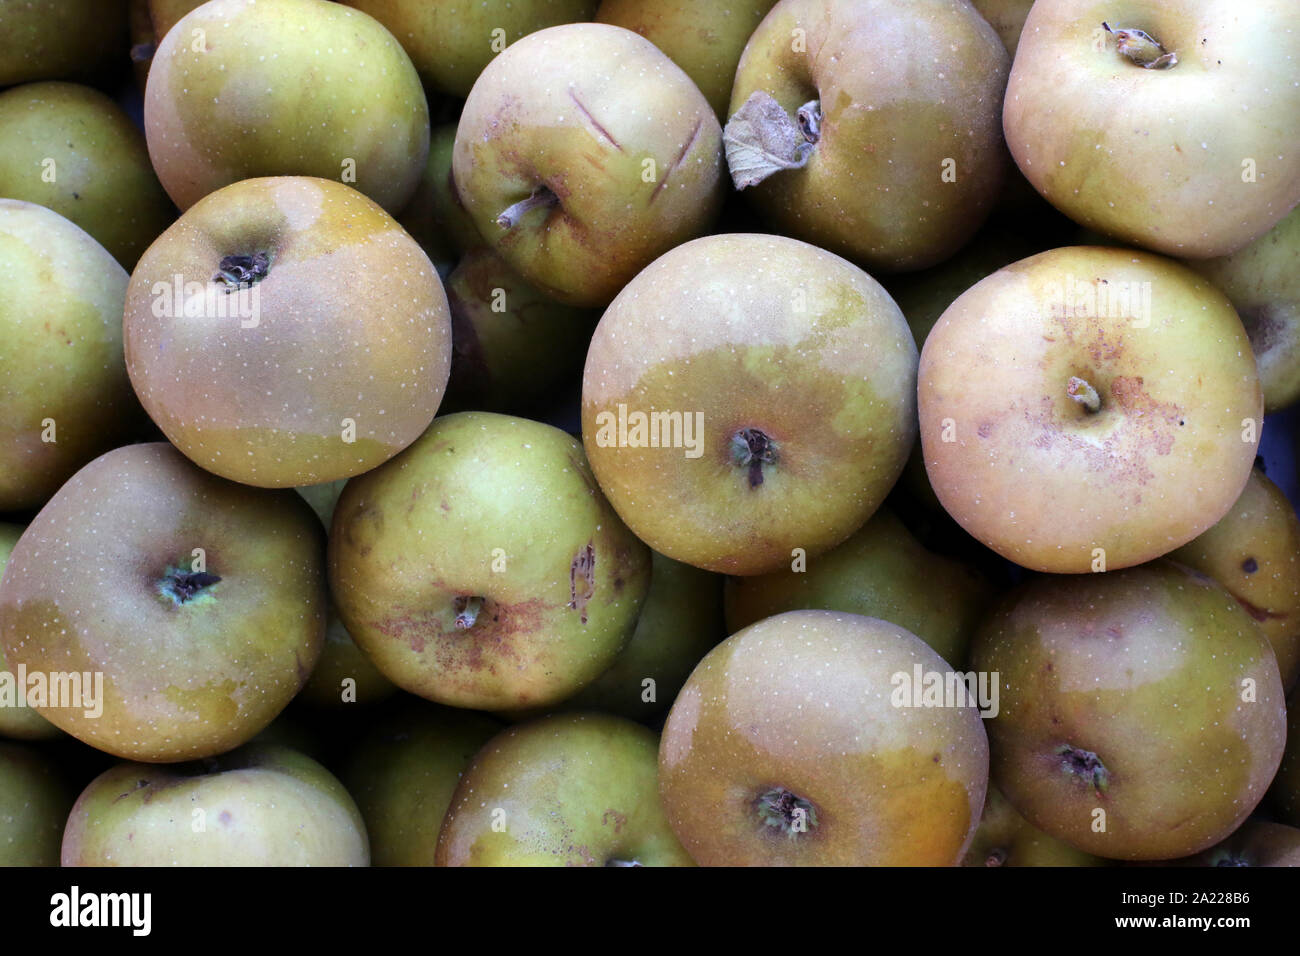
[724,0,1008,272]
[297,611,397,710]
[343,0,599,98]
[659,610,990,865]
[0,442,327,762]
[0,0,128,86]
[582,232,917,576]
[971,561,1286,860]
[1172,467,1300,690]
[0,82,175,269]
[437,712,693,866]
[453,22,724,307]
[1183,207,1300,413]
[1004,0,1300,258]
[397,123,485,274]
[295,479,348,530]
[61,744,368,865]
[144,0,430,213]
[124,176,453,488]
[0,742,73,866]
[596,0,777,118]
[1270,685,1300,827]
[919,246,1261,574]
[1173,821,1300,867]
[329,411,651,711]
[342,699,500,866]
[970,0,1034,58]
[129,1,207,90]
[0,522,58,741]
[963,785,1110,867]
[0,199,140,513]
[724,507,993,668]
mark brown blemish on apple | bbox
[601,809,627,834]
[219,811,232,826]
[568,543,596,624]
[1236,595,1284,623]
[1241,557,1259,574]
[1109,376,1182,455]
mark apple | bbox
[144,0,430,214]
[919,246,1261,574]
[0,0,128,86]
[0,199,141,513]
[124,176,453,488]
[1172,467,1300,691]
[1182,207,1300,413]
[437,712,693,866]
[342,699,500,866]
[970,560,1287,861]
[963,785,1110,867]
[0,742,73,866]
[62,744,369,866]
[724,507,993,668]
[582,232,917,576]
[596,0,777,119]
[659,610,990,865]
[343,0,599,98]
[297,611,398,709]
[970,0,1034,58]
[397,123,485,275]
[724,0,1008,272]
[453,22,725,307]
[1173,821,1300,867]
[1004,0,1300,259]
[329,411,651,711]
[0,523,59,741]
[1270,685,1300,828]
[0,442,327,762]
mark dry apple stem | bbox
[1067,376,1102,413]
[496,187,558,229]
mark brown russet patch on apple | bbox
[1108,376,1182,455]
[568,542,596,624]
[601,809,627,834]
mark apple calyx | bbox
[157,565,222,606]
[1056,744,1110,794]
[755,786,819,838]
[723,91,821,190]
[1102,23,1178,69]
[1066,376,1102,413]
[984,848,1009,866]
[214,252,271,291]
[496,187,558,230]
[453,595,484,630]
[730,428,778,488]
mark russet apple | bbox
[963,785,1110,867]
[970,0,1034,58]
[1174,822,1300,867]
[397,123,485,275]
[0,523,59,741]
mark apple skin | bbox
[1183,207,1300,413]
[0,0,128,86]
[1172,468,1300,691]
[453,22,725,308]
[342,700,501,866]
[970,0,1033,58]
[596,0,777,119]
[919,246,1262,574]
[0,200,141,513]
[437,712,693,866]
[1270,685,1300,827]
[1004,0,1300,259]
[0,82,175,269]
[1169,821,1300,867]
[727,0,1008,273]
[0,523,59,741]
[124,176,452,488]
[61,744,369,866]
[0,442,327,763]
[659,610,989,866]
[397,123,485,274]
[329,411,651,712]
[582,232,917,576]
[344,0,599,98]
[963,785,1110,867]
[297,610,398,709]
[144,0,430,214]
[0,742,73,866]
[724,507,993,668]
[970,561,1287,861]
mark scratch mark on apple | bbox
[651,118,703,204]
[568,89,623,151]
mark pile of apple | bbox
[1,0,1298,868]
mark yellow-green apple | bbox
[0,200,139,512]
[0,523,59,741]
[129,1,207,88]
[919,246,1261,574]
[1270,685,1300,827]
[144,0,429,213]
[0,83,174,269]
[0,0,128,86]
[971,561,1287,860]
[342,699,500,866]
[659,610,990,865]
[725,0,1008,272]
[1183,207,1300,412]
[1173,821,1300,867]
[437,712,693,866]
[0,742,73,866]
[970,0,1034,58]
[124,176,452,488]
[1004,0,1300,258]
[1173,467,1300,690]
[582,232,917,576]
[0,442,327,762]
[596,0,777,118]
[61,744,368,865]
[724,507,993,668]
[453,22,724,307]
[343,0,598,98]
[329,412,651,711]
[298,611,398,709]
[963,785,1110,866]
[397,124,485,275]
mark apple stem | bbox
[496,187,558,230]
[1066,376,1102,413]
[1102,23,1178,69]
[454,595,484,630]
